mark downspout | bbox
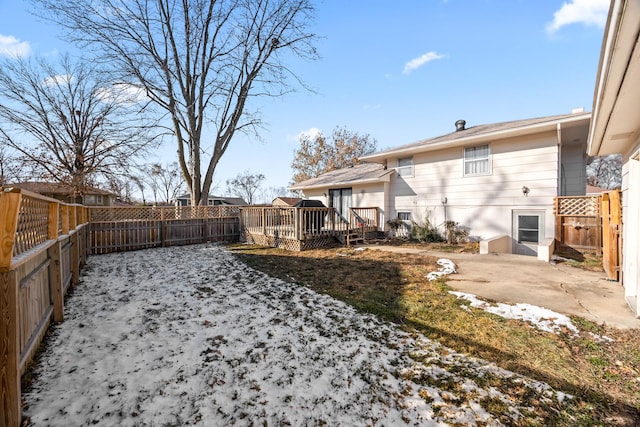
[383,181,390,232]
[557,123,564,196]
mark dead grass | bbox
[228,243,640,426]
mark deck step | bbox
[345,233,364,246]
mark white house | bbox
[291,111,591,257]
[587,0,640,316]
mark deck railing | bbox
[240,206,348,240]
[1,188,89,427]
[240,206,381,247]
[349,207,380,231]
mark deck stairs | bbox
[334,229,365,246]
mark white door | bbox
[512,211,543,256]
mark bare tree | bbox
[33,0,318,205]
[291,126,377,184]
[226,170,265,205]
[147,162,186,204]
[587,154,622,189]
[0,145,27,185]
[0,55,159,195]
[258,185,296,204]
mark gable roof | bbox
[174,194,247,205]
[362,111,591,162]
[10,181,113,196]
[272,197,303,206]
[289,162,395,191]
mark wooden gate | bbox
[554,191,622,281]
[554,196,602,253]
[601,190,622,281]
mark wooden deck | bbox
[240,206,380,251]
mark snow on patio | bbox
[24,244,572,426]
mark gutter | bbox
[363,113,591,162]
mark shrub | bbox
[444,220,469,244]
[411,218,443,243]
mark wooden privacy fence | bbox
[88,205,241,254]
[1,188,89,427]
[554,190,622,280]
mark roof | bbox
[362,111,591,162]
[586,185,610,194]
[272,197,302,206]
[174,194,247,205]
[289,162,395,191]
[10,181,113,196]
[587,0,640,156]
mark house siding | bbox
[621,139,640,312]
[303,183,387,225]
[388,131,560,241]
[561,142,587,196]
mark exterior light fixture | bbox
[522,186,530,197]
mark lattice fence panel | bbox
[555,196,600,216]
[89,205,242,222]
[14,195,50,256]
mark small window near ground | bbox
[517,215,539,243]
[397,157,414,177]
[397,211,412,221]
[464,144,490,176]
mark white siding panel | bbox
[387,133,560,243]
[621,141,640,312]
[561,142,587,196]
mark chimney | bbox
[455,119,466,131]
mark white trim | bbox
[362,113,591,162]
[463,144,491,177]
[396,157,414,177]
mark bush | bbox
[444,220,469,244]
[411,218,443,243]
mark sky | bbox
[0,0,610,197]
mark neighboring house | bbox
[587,0,640,315]
[10,181,115,206]
[173,194,247,206]
[585,185,609,195]
[272,197,302,207]
[291,111,591,257]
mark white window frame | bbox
[397,211,412,221]
[463,144,491,176]
[396,157,414,177]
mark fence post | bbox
[48,201,65,323]
[70,207,80,286]
[553,197,562,244]
[0,190,22,427]
[0,270,20,427]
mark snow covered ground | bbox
[24,244,573,426]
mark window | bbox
[397,211,412,221]
[329,188,352,218]
[464,144,490,176]
[397,157,414,177]
[517,215,539,243]
[83,194,103,205]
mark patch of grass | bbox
[227,243,640,426]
